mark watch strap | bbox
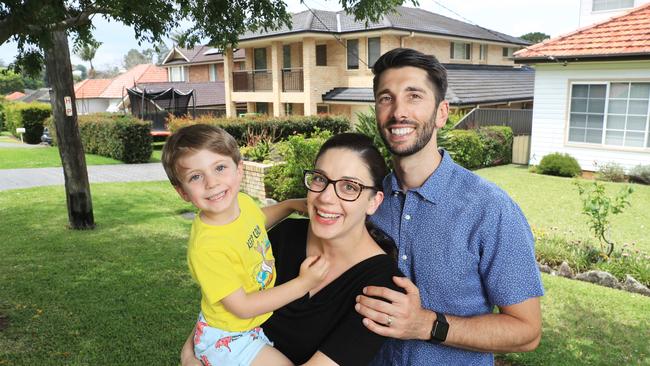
[428,311,449,344]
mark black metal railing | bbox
[232,70,272,92]
[282,68,304,92]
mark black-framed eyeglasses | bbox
[303,170,380,202]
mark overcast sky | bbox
[0,0,581,70]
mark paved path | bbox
[0,141,47,148]
[0,163,168,191]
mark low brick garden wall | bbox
[241,160,275,201]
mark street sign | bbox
[64,96,73,116]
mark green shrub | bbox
[628,164,650,185]
[537,152,581,177]
[47,113,152,163]
[445,130,483,169]
[4,102,51,144]
[0,98,6,131]
[264,130,332,201]
[477,126,513,167]
[596,162,626,182]
[167,114,349,145]
[353,108,392,170]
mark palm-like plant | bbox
[75,40,102,79]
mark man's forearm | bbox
[418,298,542,353]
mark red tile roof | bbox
[5,91,26,100]
[100,64,167,98]
[515,3,650,61]
[74,79,112,98]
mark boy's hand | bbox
[298,255,329,290]
[289,198,308,217]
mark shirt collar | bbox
[385,149,454,204]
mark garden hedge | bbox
[4,102,51,144]
[537,152,582,177]
[478,126,513,167]
[445,129,484,169]
[167,114,350,145]
[47,113,152,163]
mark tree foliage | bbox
[74,40,101,78]
[123,49,152,70]
[0,68,24,94]
[520,32,550,44]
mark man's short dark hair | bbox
[372,48,448,107]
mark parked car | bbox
[41,127,53,145]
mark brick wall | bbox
[241,161,275,200]
[189,64,209,82]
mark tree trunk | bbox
[44,30,95,230]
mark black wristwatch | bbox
[428,312,449,344]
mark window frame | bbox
[566,81,650,150]
[209,64,217,82]
[169,66,185,82]
[317,104,330,114]
[450,42,471,61]
[592,0,634,12]
[479,44,488,61]
[254,48,267,71]
[283,45,291,70]
[347,39,359,70]
[367,37,381,68]
[316,44,327,66]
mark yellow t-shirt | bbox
[187,193,276,331]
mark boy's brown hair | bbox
[162,124,241,187]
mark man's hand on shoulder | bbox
[355,276,435,340]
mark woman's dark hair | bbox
[372,48,448,108]
[314,132,388,189]
[315,133,397,259]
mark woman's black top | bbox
[263,219,402,366]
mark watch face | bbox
[430,313,449,344]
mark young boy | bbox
[162,124,329,366]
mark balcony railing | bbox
[282,68,304,92]
[232,70,272,92]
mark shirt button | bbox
[404,214,411,220]
[401,255,408,261]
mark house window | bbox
[235,61,245,70]
[285,103,293,115]
[254,48,267,70]
[479,44,488,61]
[502,47,516,58]
[209,64,217,82]
[256,102,269,115]
[450,42,471,60]
[316,44,327,66]
[283,45,291,69]
[317,104,330,114]
[347,39,359,70]
[592,0,634,11]
[169,66,185,82]
[568,82,650,148]
[367,37,381,67]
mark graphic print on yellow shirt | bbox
[187,193,276,332]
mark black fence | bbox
[232,70,272,92]
[454,108,533,135]
[282,69,304,92]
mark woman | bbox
[182,133,401,365]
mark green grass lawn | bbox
[477,165,650,253]
[1,180,649,365]
[0,143,164,169]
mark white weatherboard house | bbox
[515,3,650,171]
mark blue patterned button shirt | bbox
[369,150,544,366]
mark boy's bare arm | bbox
[221,255,328,319]
[261,198,307,229]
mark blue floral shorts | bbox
[193,313,273,366]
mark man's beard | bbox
[378,110,438,157]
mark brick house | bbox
[159,6,534,122]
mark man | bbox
[355,48,544,365]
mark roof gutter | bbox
[515,53,650,64]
